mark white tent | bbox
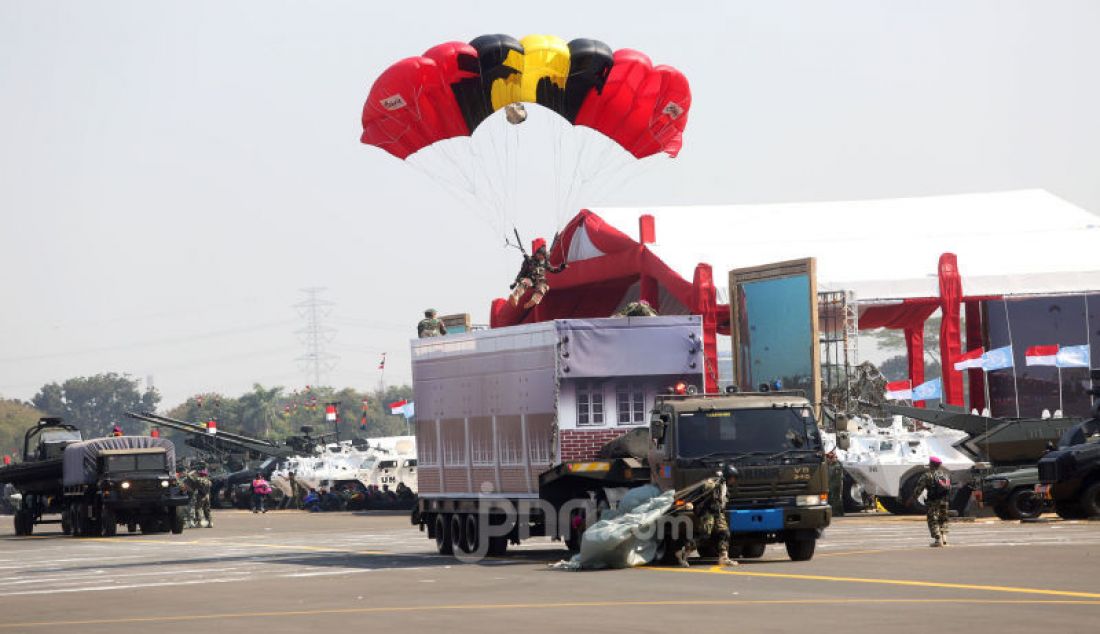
[592,189,1100,303]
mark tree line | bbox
[0,373,413,460]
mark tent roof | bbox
[591,190,1100,303]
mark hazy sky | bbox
[2,1,1098,407]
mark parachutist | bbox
[509,237,566,309]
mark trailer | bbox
[411,316,704,556]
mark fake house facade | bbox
[492,190,1100,418]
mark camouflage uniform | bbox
[827,455,845,517]
[191,475,213,528]
[417,316,446,338]
[615,301,658,317]
[178,472,196,528]
[509,249,566,308]
[912,467,950,545]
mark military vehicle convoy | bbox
[410,316,829,562]
[0,418,188,536]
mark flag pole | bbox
[1057,365,1064,413]
[983,368,991,415]
[1086,294,1095,408]
[1003,300,1021,418]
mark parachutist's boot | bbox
[717,549,738,567]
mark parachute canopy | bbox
[360,34,691,160]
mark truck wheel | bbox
[992,504,1013,521]
[898,473,928,515]
[488,535,508,557]
[741,542,766,559]
[170,510,185,535]
[60,509,72,535]
[462,513,480,554]
[13,510,26,536]
[434,514,453,555]
[1007,488,1043,520]
[877,496,908,515]
[450,514,467,554]
[127,522,137,533]
[785,537,816,561]
[1079,482,1100,518]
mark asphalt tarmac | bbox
[1,510,1098,633]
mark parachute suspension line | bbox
[406,154,498,236]
[469,120,509,235]
[559,127,592,225]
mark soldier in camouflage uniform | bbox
[417,309,447,338]
[681,465,739,567]
[615,300,658,317]
[508,238,566,309]
[191,469,213,528]
[909,456,950,547]
[177,468,196,529]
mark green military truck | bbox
[649,391,831,561]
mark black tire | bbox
[785,537,816,561]
[741,542,766,559]
[100,507,117,537]
[992,504,1013,521]
[1006,488,1043,520]
[1079,481,1100,518]
[842,473,867,513]
[450,514,467,554]
[127,522,137,533]
[61,509,72,535]
[170,510,185,535]
[70,505,85,537]
[434,514,453,555]
[898,473,929,515]
[1055,500,1087,520]
[461,513,480,554]
[13,510,26,536]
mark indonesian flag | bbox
[953,348,985,371]
[884,380,912,400]
[389,399,408,415]
[325,404,337,422]
[1025,345,1059,366]
[378,353,387,370]
[206,419,217,435]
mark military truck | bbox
[1036,375,1100,519]
[649,391,831,561]
[62,436,189,536]
[0,418,84,535]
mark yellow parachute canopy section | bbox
[518,34,570,111]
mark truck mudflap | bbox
[728,505,830,536]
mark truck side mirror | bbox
[650,417,667,444]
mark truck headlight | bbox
[161,480,170,488]
[120,481,131,490]
[796,494,828,506]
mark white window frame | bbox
[616,382,647,425]
[576,381,605,427]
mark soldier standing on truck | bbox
[909,456,951,547]
[417,309,447,338]
[682,464,740,567]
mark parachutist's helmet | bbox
[425,308,437,317]
[531,237,547,257]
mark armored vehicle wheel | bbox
[1080,481,1100,518]
[741,542,766,559]
[1006,489,1043,520]
[100,508,117,537]
[1055,500,1087,520]
[877,496,908,515]
[842,473,868,513]
[898,473,929,515]
[785,536,816,561]
[170,510,185,535]
[434,514,453,555]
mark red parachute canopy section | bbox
[360,35,691,160]
[573,49,691,159]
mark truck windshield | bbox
[676,408,820,458]
[40,430,82,444]
[105,453,167,473]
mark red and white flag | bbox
[378,353,387,370]
[1025,345,1059,366]
[206,419,217,435]
[884,380,913,400]
[325,404,337,423]
[389,399,408,415]
[953,347,985,371]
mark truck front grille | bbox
[736,482,808,497]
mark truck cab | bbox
[649,391,831,561]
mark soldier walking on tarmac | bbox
[417,309,447,338]
[909,456,951,547]
[191,469,213,528]
[681,464,740,567]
